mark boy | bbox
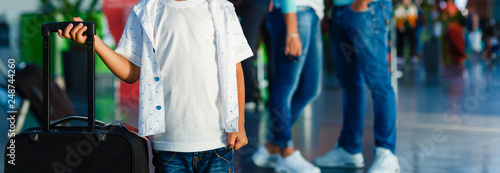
[58,0,252,172]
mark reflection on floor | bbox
[236,62,500,173]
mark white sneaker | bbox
[275,150,321,173]
[314,144,365,168]
[252,145,279,168]
[367,147,400,173]
[245,102,257,110]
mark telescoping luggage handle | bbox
[41,22,96,132]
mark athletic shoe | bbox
[367,147,400,173]
[275,150,321,173]
[251,145,279,168]
[245,102,257,110]
[314,144,364,168]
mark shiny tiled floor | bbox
[235,61,500,173]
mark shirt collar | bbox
[133,0,157,48]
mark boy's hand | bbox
[57,17,89,44]
[228,128,248,150]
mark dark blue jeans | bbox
[152,147,234,173]
[267,6,323,148]
[330,1,397,154]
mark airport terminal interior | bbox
[1,0,500,172]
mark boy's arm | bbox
[57,17,140,84]
[94,36,141,84]
[228,62,248,150]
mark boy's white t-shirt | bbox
[148,0,251,152]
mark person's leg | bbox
[241,58,259,103]
[196,147,234,173]
[409,27,417,57]
[469,51,485,88]
[415,25,424,56]
[263,23,275,93]
[237,0,271,104]
[396,28,404,58]
[266,7,313,155]
[152,150,193,173]
[313,6,367,168]
[344,1,397,154]
[327,5,366,154]
[289,8,323,124]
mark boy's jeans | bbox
[267,6,323,148]
[152,147,233,173]
[330,0,397,154]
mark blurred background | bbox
[0,0,500,172]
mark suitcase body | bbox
[5,22,149,173]
[7,122,149,173]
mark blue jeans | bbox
[267,6,323,148]
[329,1,397,154]
[152,147,234,173]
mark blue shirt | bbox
[275,0,325,19]
[278,0,297,13]
[334,0,354,6]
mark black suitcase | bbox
[5,22,150,173]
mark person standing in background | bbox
[415,0,425,57]
[315,0,400,172]
[441,0,467,117]
[442,0,466,67]
[465,4,485,88]
[233,0,272,110]
[251,0,324,172]
[395,0,420,67]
